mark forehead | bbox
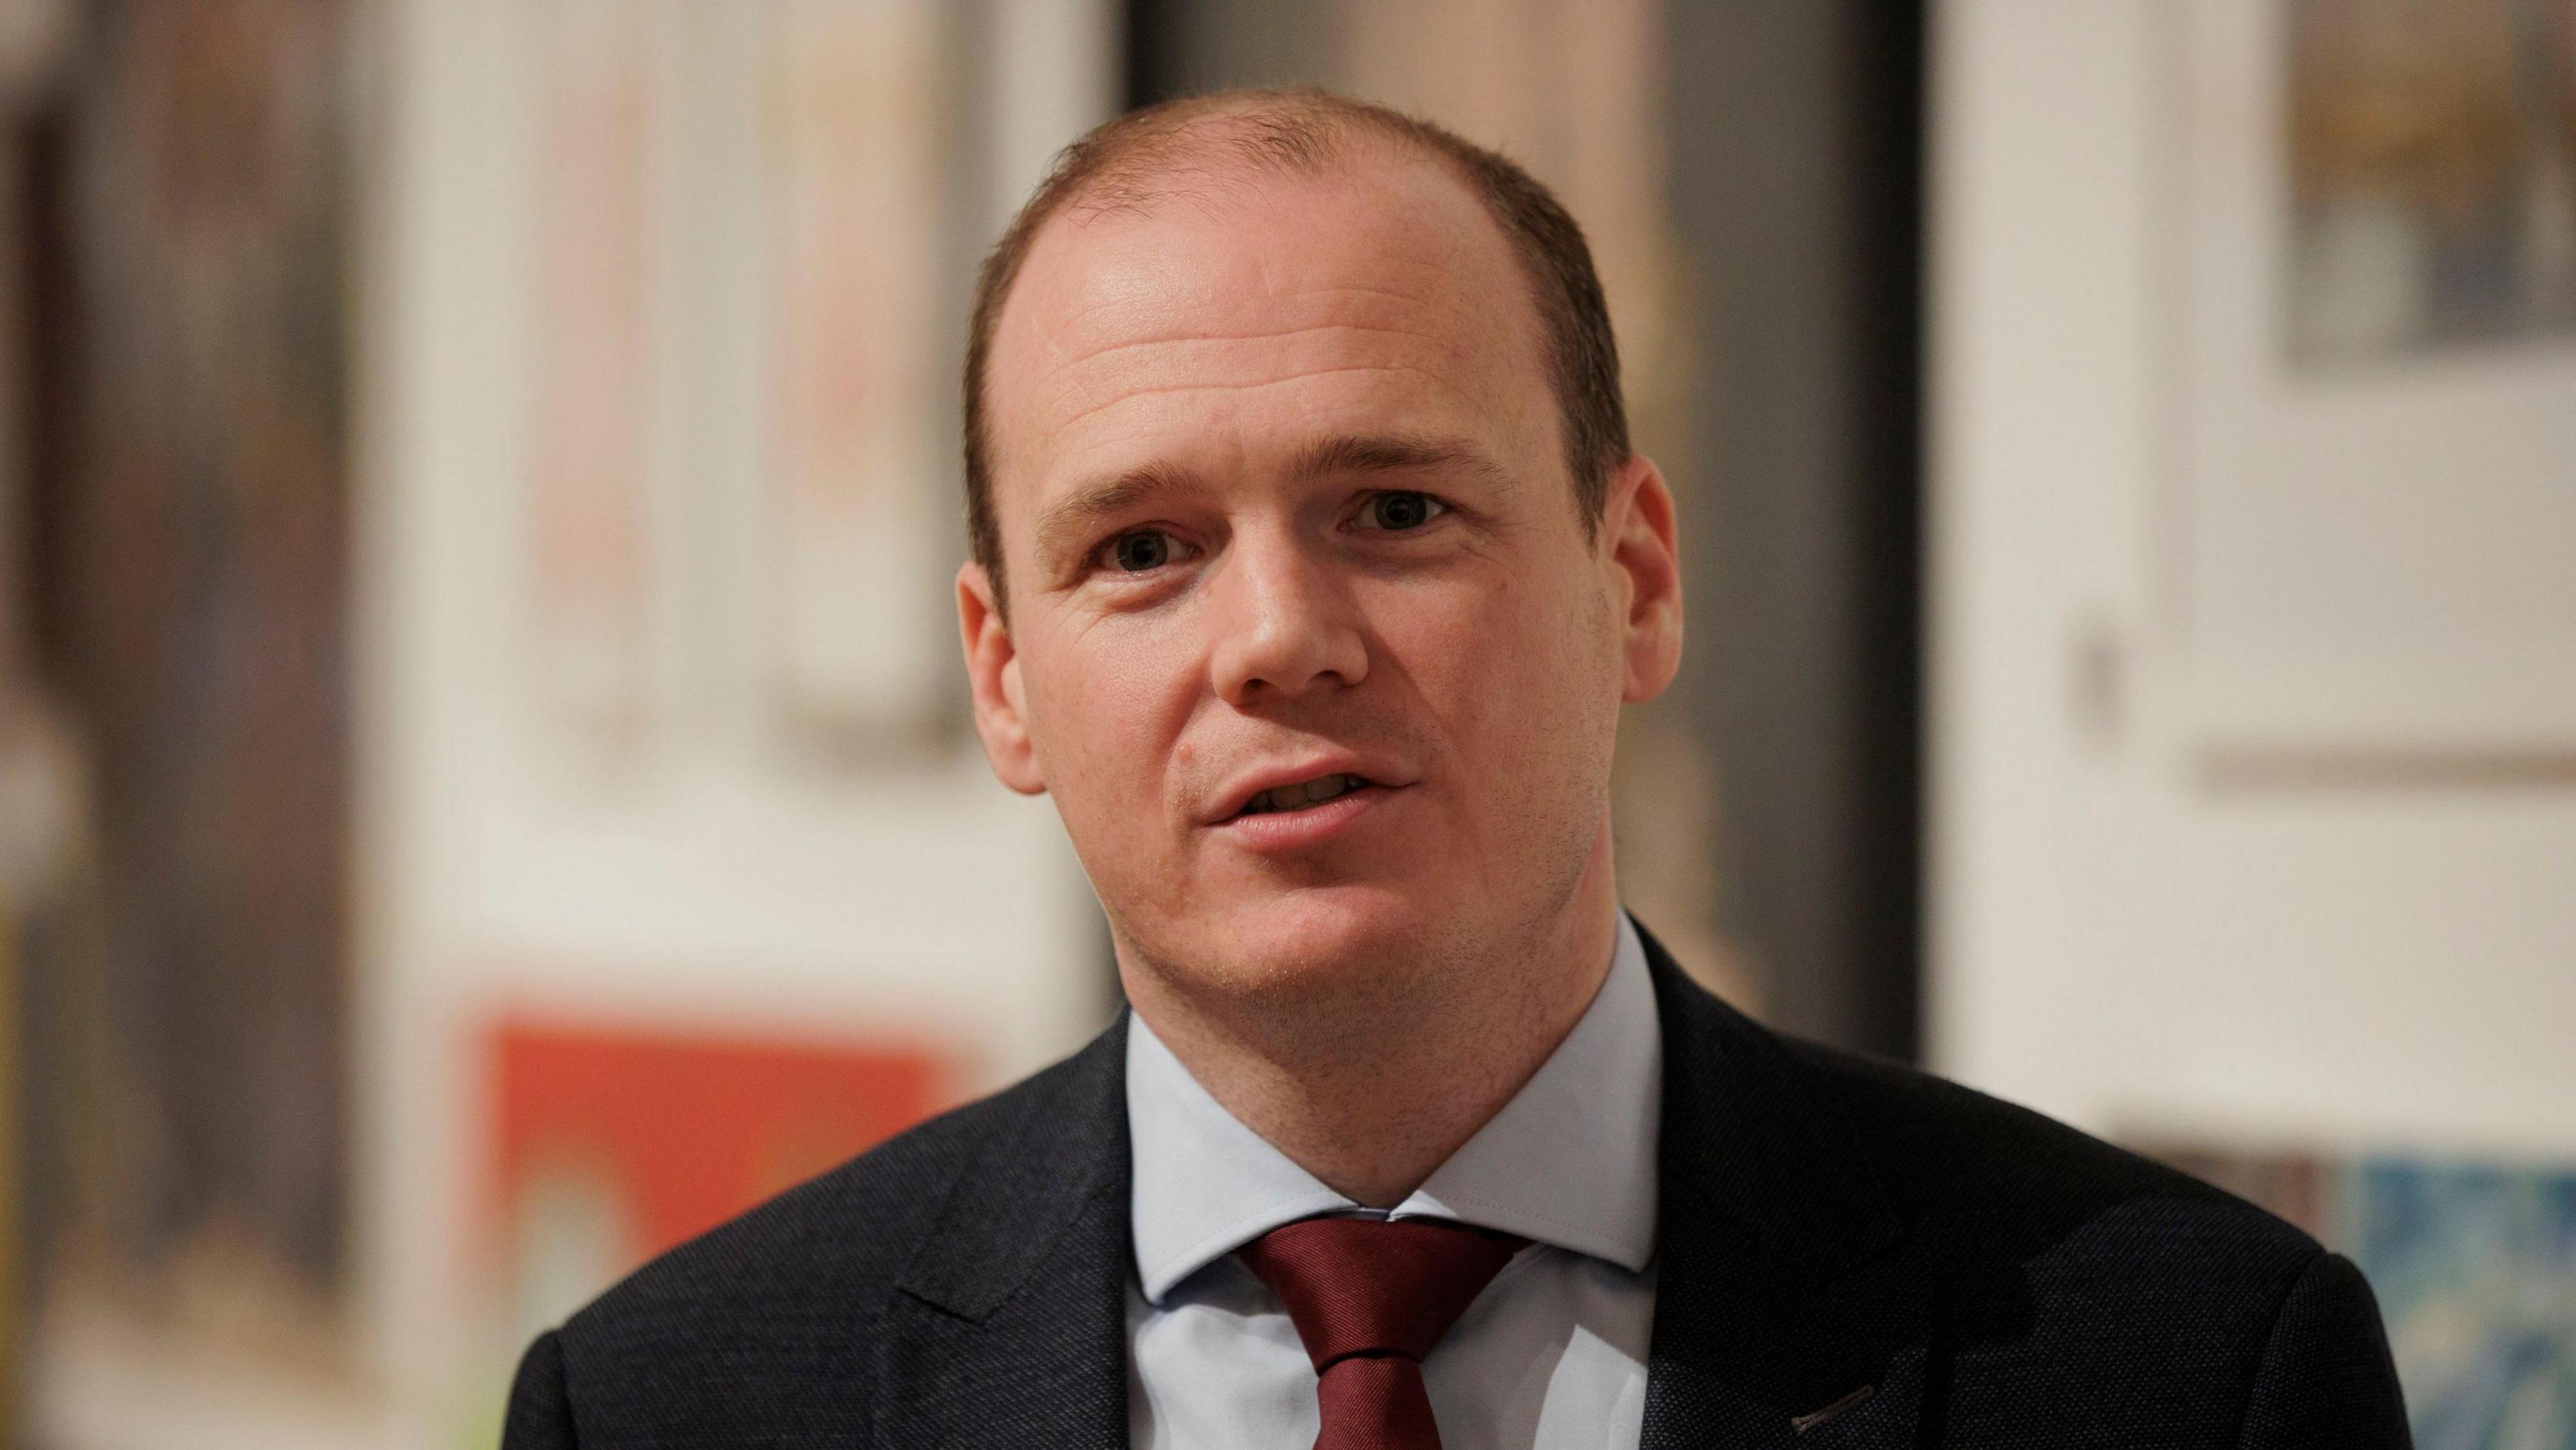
[983,145,1555,519]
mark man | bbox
[504,90,2409,1449]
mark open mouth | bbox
[1234,772,1373,817]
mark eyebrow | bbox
[1287,433,1516,493]
[1031,462,1201,577]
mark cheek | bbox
[1019,620,1200,815]
[1377,568,1618,773]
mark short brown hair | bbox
[961,88,1629,605]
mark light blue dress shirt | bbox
[1124,914,1662,1450]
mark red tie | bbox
[1236,1216,1528,1450]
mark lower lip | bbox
[1213,784,1402,853]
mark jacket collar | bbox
[882,1017,1135,1450]
[1635,923,1931,1447]
[877,924,1934,1449]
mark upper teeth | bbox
[1244,774,1364,815]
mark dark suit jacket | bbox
[503,928,2410,1447]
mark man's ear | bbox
[1603,454,1684,704]
[957,562,1047,794]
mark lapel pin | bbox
[1790,1384,1876,1434]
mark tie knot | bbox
[1236,1216,1527,1370]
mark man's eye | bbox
[1105,530,1179,572]
[1358,492,1447,531]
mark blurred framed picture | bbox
[520,0,969,774]
[2155,0,2576,783]
[2141,1141,2576,1446]
[374,0,1118,1437]
[2284,0,2576,364]
[761,0,961,755]
[526,0,661,751]
[486,1017,951,1339]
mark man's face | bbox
[961,146,1680,1001]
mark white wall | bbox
[1929,0,2576,1164]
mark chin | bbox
[1156,880,1448,1002]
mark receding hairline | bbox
[1048,92,1458,224]
[998,98,1544,366]
[983,117,1553,459]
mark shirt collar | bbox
[1124,913,1662,1304]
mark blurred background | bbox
[0,0,2567,1444]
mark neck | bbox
[1120,827,1622,1208]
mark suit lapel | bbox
[1636,930,1933,1448]
[880,1017,1134,1450]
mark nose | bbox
[1207,528,1369,707]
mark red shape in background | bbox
[491,1019,951,1263]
